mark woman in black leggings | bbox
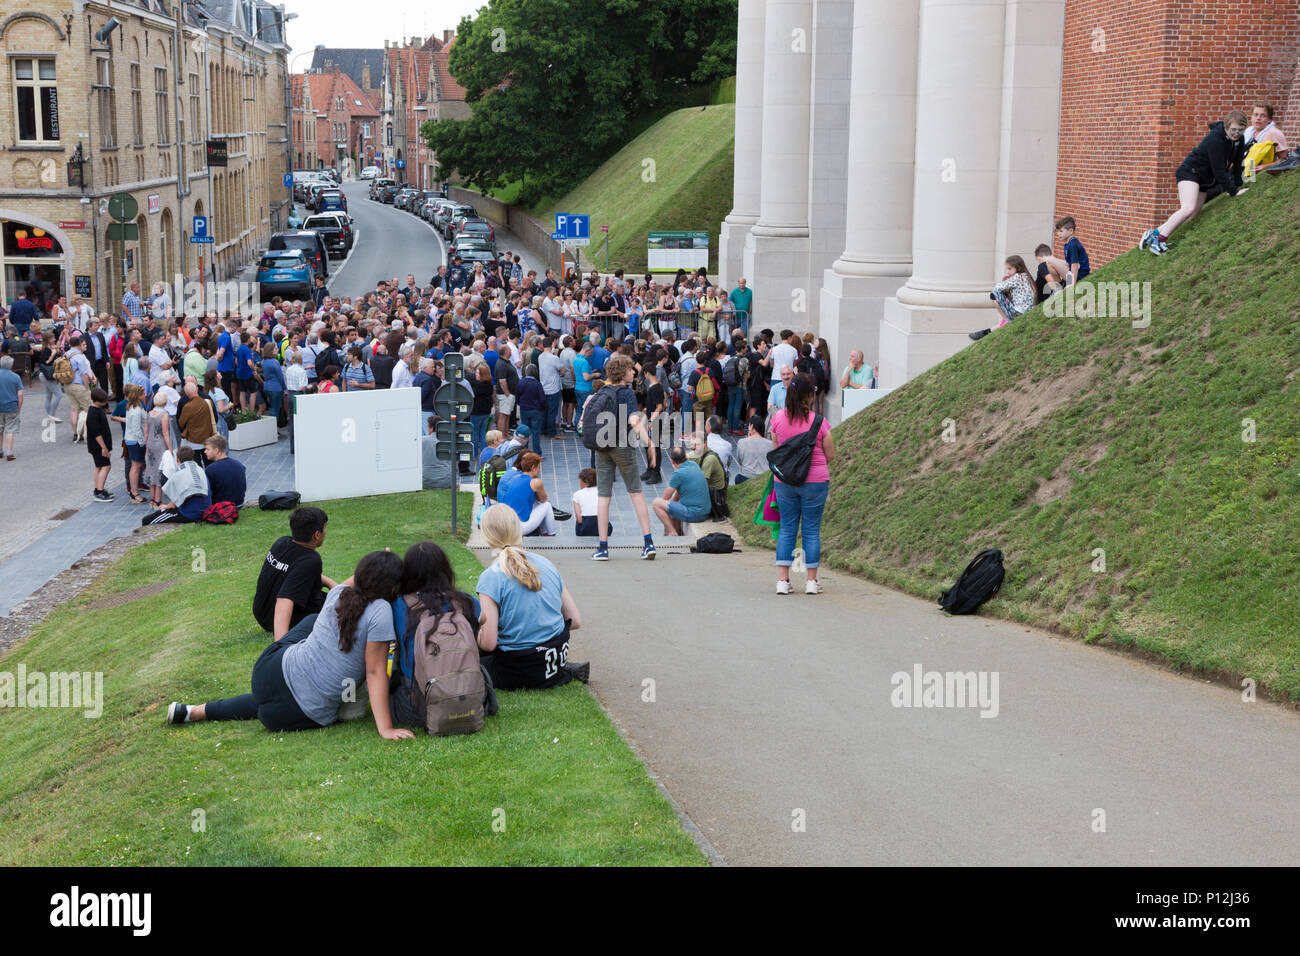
[166,551,412,738]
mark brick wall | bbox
[1056,0,1300,266]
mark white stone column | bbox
[878,0,1008,387]
[994,0,1066,270]
[741,0,814,326]
[719,0,766,292]
[819,0,920,422]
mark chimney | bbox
[444,29,453,44]
[361,61,371,89]
[383,39,389,49]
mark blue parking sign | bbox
[193,216,208,238]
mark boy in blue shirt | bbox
[1055,217,1090,284]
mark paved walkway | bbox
[535,544,1300,865]
[0,401,296,617]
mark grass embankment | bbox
[0,493,703,865]
[538,104,735,275]
[734,168,1300,701]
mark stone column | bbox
[819,0,920,422]
[718,0,766,292]
[741,0,814,325]
[878,0,1008,387]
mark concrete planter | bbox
[227,415,278,451]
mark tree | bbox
[425,0,736,205]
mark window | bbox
[189,73,200,141]
[130,63,143,145]
[155,68,170,144]
[96,57,116,147]
[362,122,371,138]
[14,57,59,144]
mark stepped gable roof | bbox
[432,41,466,101]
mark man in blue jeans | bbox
[652,446,711,536]
[516,363,546,454]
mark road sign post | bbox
[108,193,139,300]
[434,358,473,532]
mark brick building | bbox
[305,66,378,177]
[1056,0,1300,263]
[380,31,468,187]
[722,0,1300,397]
[0,0,290,314]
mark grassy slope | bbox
[734,169,1300,701]
[0,493,703,865]
[539,105,735,275]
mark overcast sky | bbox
[279,0,486,58]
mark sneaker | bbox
[640,542,656,560]
[50,416,63,423]
[592,545,610,561]
[92,490,109,502]
[776,580,792,595]
[640,469,654,482]
[805,579,824,595]
[562,661,591,684]
[1138,228,1156,251]
[1151,235,1168,255]
[968,328,991,341]
[165,702,188,725]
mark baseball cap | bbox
[515,424,531,438]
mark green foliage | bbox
[424,0,737,206]
[0,492,703,865]
[734,170,1300,700]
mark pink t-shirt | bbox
[769,410,831,484]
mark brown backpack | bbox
[409,599,486,736]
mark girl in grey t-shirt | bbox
[166,551,415,739]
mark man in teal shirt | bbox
[652,446,712,536]
[730,277,753,328]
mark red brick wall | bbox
[1056,0,1300,266]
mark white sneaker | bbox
[805,579,823,595]
[776,580,792,595]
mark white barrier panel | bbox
[293,389,423,501]
[842,387,897,422]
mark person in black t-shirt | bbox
[252,506,336,640]
[639,364,667,484]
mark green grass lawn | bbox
[735,168,1300,702]
[0,493,704,865]
[538,105,735,275]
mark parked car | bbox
[429,198,456,223]
[294,171,331,203]
[455,248,497,269]
[451,235,495,259]
[266,230,329,278]
[360,166,380,179]
[315,189,348,213]
[396,188,421,211]
[257,249,314,301]
[442,204,478,239]
[370,177,396,200]
[379,184,402,204]
[431,202,458,235]
[302,212,354,258]
[455,217,496,244]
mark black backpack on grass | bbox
[939,549,1005,615]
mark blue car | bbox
[257,250,314,301]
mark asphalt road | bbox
[328,181,447,299]
[544,546,1300,866]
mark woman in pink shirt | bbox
[769,373,835,595]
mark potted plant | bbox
[227,409,278,451]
